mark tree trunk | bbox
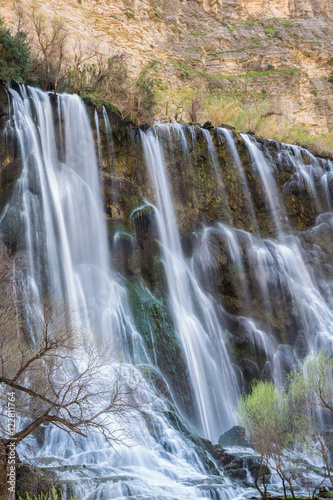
[0,438,16,500]
[255,456,266,499]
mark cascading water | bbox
[3,79,333,498]
[244,137,333,333]
[202,128,232,224]
[102,106,115,171]
[140,127,239,442]
[5,85,140,355]
[241,134,289,237]
[217,129,258,234]
[95,108,103,169]
[3,86,252,500]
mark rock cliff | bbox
[1,0,333,133]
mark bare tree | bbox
[30,9,68,90]
[0,249,141,499]
[187,92,203,123]
[67,39,100,95]
[11,1,26,35]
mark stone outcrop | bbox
[194,0,333,19]
[218,425,249,447]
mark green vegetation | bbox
[0,15,159,123]
[288,352,333,488]
[238,381,300,500]
[239,353,333,499]
[170,59,300,81]
[0,17,31,82]
[19,487,79,500]
[62,55,159,123]
[204,90,333,156]
[279,19,301,26]
[264,27,276,36]
[212,45,264,55]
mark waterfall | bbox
[5,85,140,355]
[95,108,103,169]
[3,80,333,498]
[217,128,258,234]
[3,86,251,500]
[242,134,289,236]
[239,135,333,377]
[102,106,115,171]
[202,128,232,224]
[140,127,239,442]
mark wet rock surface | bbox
[219,426,249,448]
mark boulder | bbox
[223,455,270,482]
[218,425,249,447]
[223,464,248,481]
[202,121,214,129]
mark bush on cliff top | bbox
[0,17,31,83]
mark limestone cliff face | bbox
[195,0,333,19]
[1,0,333,133]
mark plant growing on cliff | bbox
[0,17,31,83]
[61,49,159,123]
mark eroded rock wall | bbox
[1,0,333,134]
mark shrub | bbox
[238,381,302,500]
[0,17,31,83]
[288,352,333,488]
[61,53,159,123]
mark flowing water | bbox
[3,86,249,500]
[102,106,116,171]
[140,128,239,442]
[3,85,333,498]
[217,129,258,234]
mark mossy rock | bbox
[16,462,60,499]
[125,279,196,418]
[0,157,22,213]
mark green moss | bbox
[138,61,157,80]
[183,48,203,52]
[213,46,264,55]
[82,92,119,113]
[264,27,276,36]
[168,59,300,81]
[279,19,302,26]
[106,219,134,240]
